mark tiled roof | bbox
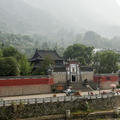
[80,66,93,71]
[29,49,64,61]
[54,66,66,72]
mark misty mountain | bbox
[0,0,61,35]
[0,0,120,39]
[24,0,120,38]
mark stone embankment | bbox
[0,95,120,120]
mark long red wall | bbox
[0,77,53,86]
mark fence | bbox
[0,93,119,120]
[0,93,116,107]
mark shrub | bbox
[116,85,120,88]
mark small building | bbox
[94,74,119,89]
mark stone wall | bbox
[1,95,120,120]
[88,96,118,110]
[52,72,66,83]
[81,72,94,82]
[101,81,118,89]
[0,84,51,97]
[53,72,94,83]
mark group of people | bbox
[88,91,94,95]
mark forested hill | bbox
[0,32,66,57]
[1,31,120,58]
[0,0,60,35]
[0,0,120,39]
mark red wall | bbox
[94,75,118,82]
[0,77,53,86]
[94,75,119,89]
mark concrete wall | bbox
[101,81,118,89]
[53,72,66,83]
[0,84,51,97]
[81,72,94,82]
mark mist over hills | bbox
[24,0,120,38]
[0,0,120,38]
[0,0,61,35]
[0,0,120,56]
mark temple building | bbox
[29,49,64,68]
[29,49,94,84]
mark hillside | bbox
[0,0,120,56]
[24,0,120,38]
[1,31,120,59]
[0,0,60,35]
[0,0,120,38]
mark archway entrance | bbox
[72,75,76,82]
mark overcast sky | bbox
[23,0,120,26]
[116,0,120,5]
[22,0,120,38]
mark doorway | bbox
[72,75,76,82]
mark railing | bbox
[0,93,117,107]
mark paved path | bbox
[1,89,112,101]
[2,93,66,100]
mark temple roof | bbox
[80,66,93,71]
[29,49,64,61]
[54,66,66,72]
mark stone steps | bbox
[71,83,92,92]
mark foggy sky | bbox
[22,0,120,38]
[23,0,120,26]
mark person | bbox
[84,78,88,83]
[113,87,115,92]
[91,92,94,95]
[67,88,71,92]
[66,89,71,96]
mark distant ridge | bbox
[0,0,60,35]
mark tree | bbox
[92,51,120,73]
[41,42,49,50]
[2,46,23,61]
[0,57,20,76]
[2,46,32,76]
[63,44,94,65]
[32,55,54,75]
[19,55,32,76]
[0,51,2,57]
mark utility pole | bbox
[118,70,120,85]
[98,75,101,95]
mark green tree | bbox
[0,51,2,57]
[32,55,54,75]
[2,46,23,61]
[0,57,20,76]
[63,44,94,65]
[41,55,54,68]
[19,55,32,76]
[2,46,32,76]
[93,51,120,73]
